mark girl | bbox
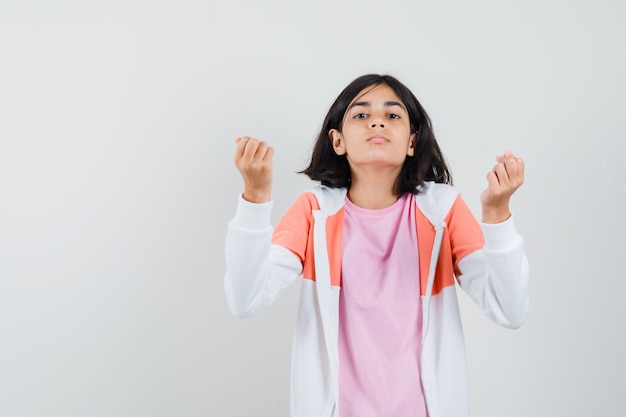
[225,74,528,417]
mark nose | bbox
[370,114,385,128]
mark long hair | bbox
[301,74,452,195]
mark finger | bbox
[495,150,515,163]
[250,141,271,164]
[514,157,525,182]
[237,136,252,145]
[492,161,511,186]
[234,136,262,166]
[504,157,525,186]
[234,136,252,163]
[495,151,523,181]
[255,143,275,170]
[255,141,270,161]
[234,137,274,166]
[242,138,262,162]
[264,145,275,163]
[493,157,525,192]
[486,170,499,189]
[503,157,519,179]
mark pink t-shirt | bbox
[338,193,428,417]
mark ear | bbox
[329,129,346,155]
[407,132,416,157]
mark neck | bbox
[347,168,400,209]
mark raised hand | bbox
[480,151,525,224]
[233,136,274,203]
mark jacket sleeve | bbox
[449,197,530,329]
[224,195,307,318]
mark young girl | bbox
[225,74,528,417]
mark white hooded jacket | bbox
[225,182,529,417]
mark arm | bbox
[454,152,529,328]
[224,137,303,318]
[224,197,303,318]
[454,213,530,329]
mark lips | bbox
[367,135,389,143]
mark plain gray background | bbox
[1,0,625,416]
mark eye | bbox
[387,113,401,119]
[353,113,368,119]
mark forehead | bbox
[349,83,404,106]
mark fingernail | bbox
[504,151,513,157]
[235,137,241,144]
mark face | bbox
[329,84,415,174]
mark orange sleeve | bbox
[445,195,485,275]
[272,192,319,265]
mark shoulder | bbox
[303,185,347,216]
[416,181,459,199]
[415,181,460,224]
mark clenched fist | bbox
[480,151,525,224]
[233,136,274,203]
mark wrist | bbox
[482,205,511,224]
[242,188,271,204]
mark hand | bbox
[480,151,524,223]
[233,136,274,203]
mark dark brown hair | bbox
[301,74,452,195]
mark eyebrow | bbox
[348,100,406,110]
